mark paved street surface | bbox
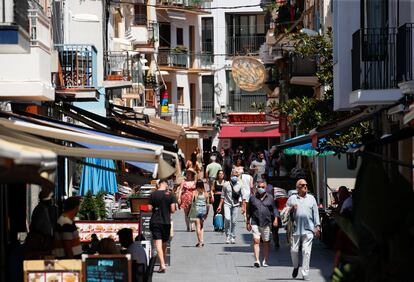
[153,209,333,282]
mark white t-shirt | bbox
[240,173,253,202]
[250,159,267,180]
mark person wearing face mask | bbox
[246,183,279,268]
[217,169,242,244]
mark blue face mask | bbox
[257,188,266,195]
[230,176,238,183]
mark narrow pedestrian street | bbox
[153,210,333,282]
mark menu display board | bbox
[27,271,80,282]
[82,255,131,282]
[76,221,140,242]
[24,260,82,282]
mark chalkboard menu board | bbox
[139,212,152,241]
[82,255,131,282]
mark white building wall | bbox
[63,0,104,85]
[332,0,359,111]
[0,6,54,101]
[204,0,264,112]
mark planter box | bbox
[130,198,150,214]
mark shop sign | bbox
[279,115,288,133]
[160,90,170,115]
[76,221,140,242]
[228,113,267,123]
[231,57,266,92]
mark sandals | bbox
[157,268,166,273]
[195,242,204,247]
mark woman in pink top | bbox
[177,168,196,231]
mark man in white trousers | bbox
[286,179,321,281]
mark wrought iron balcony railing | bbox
[158,48,214,69]
[172,106,216,127]
[133,14,147,26]
[55,44,97,89]
[352,28,398,91]
[228,93,267,112]
[226,35,266,55]
[104,51,132,81]
[156,0,210,11]
[397,23,414,82]
[289,54,318,77]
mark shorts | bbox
[150,223,171,242]
[251,225,271,242]
[197,206,207,220]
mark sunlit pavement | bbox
[153,209,333,282]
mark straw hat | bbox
[186,167,196,175]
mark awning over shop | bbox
[109,103,185,141]
[283,137,335,157]
[0,116,176,178]
[218,124,280,139]
[0,136,56,167]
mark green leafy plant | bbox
[171,45,188,53]
[95,191,107,220]
[78,191,107,220]
[265,28,370,150]
[78,191,97,220]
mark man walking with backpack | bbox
[217,169,242,244]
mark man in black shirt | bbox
[149,178,177,273]
[246,183,279,268]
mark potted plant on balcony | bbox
[171,45,188,67]
[128,190,151,214]
[171,45,188,54]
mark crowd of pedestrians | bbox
[174,145,323,280]
[17,145,331,281]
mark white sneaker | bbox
[225,237,231,244]
[262,260,268,267]
[230,238,236,244]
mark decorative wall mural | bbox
[231,57,266,92]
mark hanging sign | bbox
[279,115,288,133]
[160,90,174,117]
[231,57,266,92]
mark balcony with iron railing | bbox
[226,35,266,56]
[289,54,317,77]
[133,14,147,26]
[172,106,216,127]
[55,44,97,90]
[228,93,267,112]
[156,0,211,14]
[103,51,135,89]
[351,28,398,91]
[397,23,414,83]
[158,48,214,70]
